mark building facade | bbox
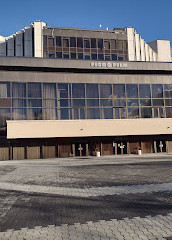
[0,22,171,160]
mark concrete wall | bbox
[15,32,23,57]
[7,118,172,139]
[34,21,46,57]
[149,40,171,62]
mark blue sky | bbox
[0,0,172,44]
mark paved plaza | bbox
[0,154,171,239]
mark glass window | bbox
[140,99,151,106]
[105,55,110,61]
[73,99,85,107]
[28,83,41,98]
[98,39,103,49]
[56,36,61,47]
[60,108,72,120]
[71,53,76,59]
[48,37,54,47]
[49,52,55,58]
[0,83,10,98]
[115,108,120,119]
[121,108,126,119]
[152,99,164,106]
[98,54,104,60]
[57,83,71,98]
[86,84,99,98]
[43,99,56,108]
[141,108,152,118]
[154,107,164,118]
[43,109,57,120]
[85,55,90,60]
[127,99,138,107]
[100,108,113,119]
[128,108,139,119]
[118,56,124,61]
[56,52,62,59]
[126,84,138,98]
[117,40,123,50]
[104,40,110,50]
[63,38,69,47]
[43,36,47,46]
[84,39,90,48]
[87,108,100,119]
[111,40,116,49]
[12,99,26,108]
[28,99,42,108]
[100,99,112,106]
[91,54,97,60]
[0,99,10,108]
[12,83,26,98]
[63,54,69,59]
[91,38,97,48]
[112,54,117,60]
[77,38,83,48]
[12,108,26,120]
[43,83,56,98]
[152,84,163,98]
[72,84,85,98]
[0,108,10,126]
[165,99,172,106]
[100,84,112,98]
[113,99,126,107]
[87,99,99,107]
[139,84,151,98]
[78,53,83,59]
[164,84,172,98]
[113,84,125,98]
[57,99,71,108]
[166,107,172,118]
[28,108,42,120]
[70,37,76,47]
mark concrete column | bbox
[72,144,75,157]
[140,38,146,61]
[24,26,33,57]
[100,143,103,156]
[154,141,157,153]
[16,32,23,57]
[86,143,89,156]
[145,44,150,61]
[127,28,136,61]
[149,47,153,61]
[135,34,141,61]
[34,21,46,58]
[7,37,15,56]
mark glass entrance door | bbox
[75,143,86,156]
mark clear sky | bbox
[0,0,172,44]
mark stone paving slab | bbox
[0,213,172,240]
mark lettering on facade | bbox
[90,62,128,68]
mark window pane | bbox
[87,108,100,119]
[72,84,85,98]
[49,52,55,58]
[98,39,103,49]
[13,108,26,120]
[70,37,76,47]
[141,108,152,118]
[63,54,69,59]
[28,99,42,108]
[84,39,90,48]
[152,84,163,98]
[86,84,99,98]
[100,99,112,106]
[165,99,172,106]
[43,83,56,98]
[100,108,113,119]
[78,53,83,59]
[60,108,71,120]
[140,99,151,106]
[127,99,138,106]
[12,83,26,98]
[56,36,61,47]
[12,99,26,108]
[80,109,85,119]
[28,108,42,120]
[73,99,85,107]
[57,83,71,98]
[98,54,104,60]
[57,99,71,108]
[56,52,62,59]
[112,54,117,60]
[87,99,99,107]
[63,38,69,47]
[152,99,164,106]
[166,107,172,118]
[0,108,10,127]
[28,83,41,98]
[43,109,57,120]
[0,83,10,98]
[43,99,56,108]
[91,38,96,48]
[154,107,164,118]
[85,55,90,60]
[48,37,54,47]
[128,108,139,119]
[164,84,172,98]
[100,84,112,98]
[77,38,83,48]
[139,84,151,98]
[113,99,126,107]
[91,54,97,60]
[71,53,76,59]
[113,84,125,98]
[126,84,138,98]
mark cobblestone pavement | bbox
[0,155,171,239]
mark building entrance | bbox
[156,140,166,153]
[117,142,127,154]
[74,143,87,157]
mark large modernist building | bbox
[0,21,172,160]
